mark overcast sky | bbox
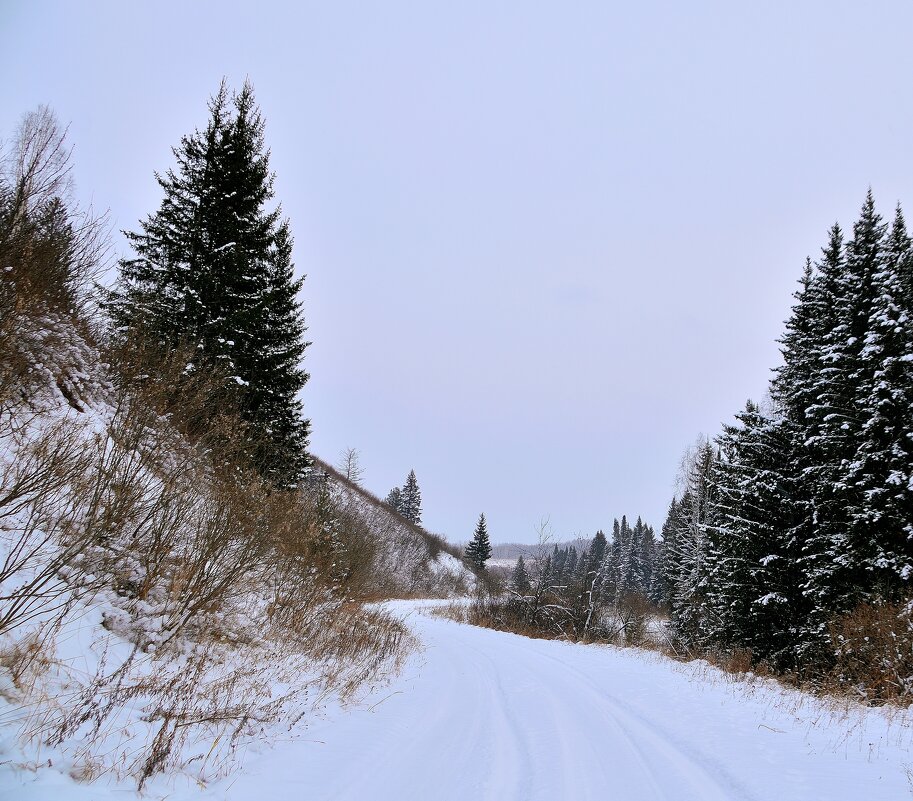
[4,2,913,544]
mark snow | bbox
[5,600,911,800]
[428,550,467,577]
[488,556,521,569]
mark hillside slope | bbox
[0,309,464,791]
[308,457,475,597]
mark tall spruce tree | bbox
[653,498,680,607]
[772,224,847,656]
[802,194,888,633]
[847,205,913,596]
[648,534,668,606]
[109,80,309,485]
[668,442,718,646]
[465,513,492,569]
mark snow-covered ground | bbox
[5,600,913,800]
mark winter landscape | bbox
[3,3,913,799]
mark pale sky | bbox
[4,1,913,543]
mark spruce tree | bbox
[581,529,611,634]
[385,487,403,515]
[109,80,309,485]
[400,469,422,525]
[633,517,655,594]
[565,546,578,579]
[465,513,492,569]
[551,544,566,583]
[846,205,913,596]
[510,554,531,594]
[803,194,887,633]
[589,529,608,566]
[577,530,607,598]
[772,224,846,656]
[617,516,652,598]
[668,442,717,646]
[704,402,805,667]
[653,498,680,608]
[648,535,668,606]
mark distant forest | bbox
[489,539,591,560]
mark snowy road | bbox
[220,601,912,801]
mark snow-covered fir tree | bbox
[847,205,913,593]
[650,498,679,607]
[665,192,913,671]
[666,441,717,646]
[703,402,806,668]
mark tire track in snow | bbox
[522,639,760,800]
[438,618,715,800]
[470,623,729,801]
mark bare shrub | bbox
[0,108,109,416]
[8,409,414,787]
[827,599,913,704]
[0,106,108,321]
[606,592,656,646]
[0,413,100,635]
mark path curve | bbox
[221,601,910,801]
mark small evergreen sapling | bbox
[510,555,531,594]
